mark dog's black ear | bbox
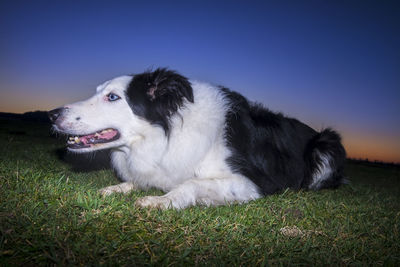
[126,68,194,135]
[146,68,194,103]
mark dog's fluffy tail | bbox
[306,128,347,190]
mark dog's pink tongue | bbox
[80,129,118,145]
[79,135,92,145]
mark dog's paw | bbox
[98,185,119,196]
[98,182,136,196]
[135,196,173,209]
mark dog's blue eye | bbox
[107,93,120,101]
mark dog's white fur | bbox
[56,76,261,209]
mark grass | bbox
[0,118,399,265]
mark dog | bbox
[49,68,346,209]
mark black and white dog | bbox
[49,68,346,209]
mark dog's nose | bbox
[48,107,66,123]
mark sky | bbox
[0,0,399,163]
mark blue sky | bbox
[0,0,399,162]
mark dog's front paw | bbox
[135,196,173,209]
[99,182,136,196]
[98,185,120,196]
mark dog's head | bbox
[49,68,193,152]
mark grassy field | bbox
[0,119,399,266]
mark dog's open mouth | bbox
[67,128,120,149]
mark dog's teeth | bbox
[74,137,80,143]
[95,133,100,137]
[69,137,74,140]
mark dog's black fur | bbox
[222,86,346,194]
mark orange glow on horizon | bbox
[343,132,400,164]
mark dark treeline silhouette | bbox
[347,158,400,169]
[0,111,50,123]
